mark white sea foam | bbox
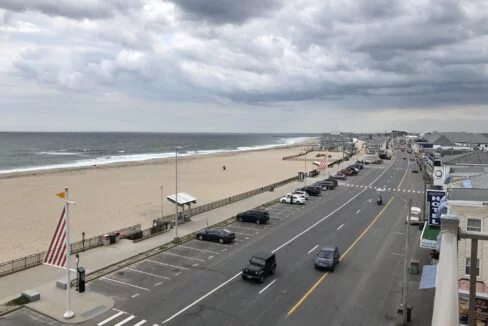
[1,136,317,174]
[38,151,84,156]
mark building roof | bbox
[167,192,197,205]
[442,151,488,165]
[425,132,488,145]
[447,188,488,202]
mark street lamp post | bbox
[378,189,412,325]
[174,147,180,241]
[304,145,307,186]
[160,185,164,219]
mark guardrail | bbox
[0,224,141,277]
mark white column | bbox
[432,214,459,326]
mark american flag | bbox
[43,207,67,267]
[318,153,328,171]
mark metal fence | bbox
[0,224,141,277]
[152,176,299,226]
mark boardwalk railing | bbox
[0,224,141,277]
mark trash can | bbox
[102,234,110,246]
[109,233,116,244]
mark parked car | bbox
[371,159,383,164]
[314,246,340,272]
[348,166,360,173]
[339,169,354,176]
[406,207,422,225]
[345,167,358,175]
[324,177,339,187]
[288,192,307,201]
[196,228,235,244]
[297,186,321,196]
[330,174,347,181]
[350,163,364,170]
[280,194,305,205]
[412,167,419,173]
[314,180,336,190]
[293,190,310,200]
[242,251,276,283]
[236,209,270,224]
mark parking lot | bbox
[88,194,325,302]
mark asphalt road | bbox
[2,150,428,326]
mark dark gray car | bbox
[314,246,340,272]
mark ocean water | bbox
[0,132,319,174]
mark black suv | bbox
[236,209,270,224]
[242,252,276,283]
[297,186,321,196]
[324,177,338,186]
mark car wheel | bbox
[256,219,261,225]
[219,238,224,244]
[242,274,248,280]
[258,275,264,284]
[238,216,243,222]
[198,235,204,240]
[330,266,335,272]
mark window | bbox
[465,258,480,276]
[467,219,482,232]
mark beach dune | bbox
[0,144,344,262]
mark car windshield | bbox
[250,257,266,267]
[318,249,333,259]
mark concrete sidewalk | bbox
[0,153,361,322]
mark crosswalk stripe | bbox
[114,315,135,326]
[98,311,125,326]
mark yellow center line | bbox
[286,197,395,318]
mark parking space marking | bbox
[192,263,199,267]
[307,245,318,254]
[131,293,140,298]
[160,252,205,262]
[208,256,214,260]
[134,321,147,326]
[98,311,124,325]
[114,315,135,326]
[221,248,228,252]
[155,282,163,286]
[392,252,404,257]
[101,277,150,291]
[337,224,344,230]
[356,210,360,214]
[145,259,189,270]
[259,279,277,295]
[179,245,220,255]
[125,268,171,280]
[245,237,250,240]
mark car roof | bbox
[411,207,421,213]
[252,251,274,259]
[320,246,337,251]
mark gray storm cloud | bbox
[0,0,487,132]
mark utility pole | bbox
[403,198,412,325]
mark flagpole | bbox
[63,187,74,319]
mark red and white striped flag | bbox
[43,206,67,268]
[318,154,328,171]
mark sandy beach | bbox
[0,142,346,262]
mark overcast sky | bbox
[1,0,487,133]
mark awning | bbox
[167,192,197,205]
[419,265,438,289]
[420,223,440,249]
